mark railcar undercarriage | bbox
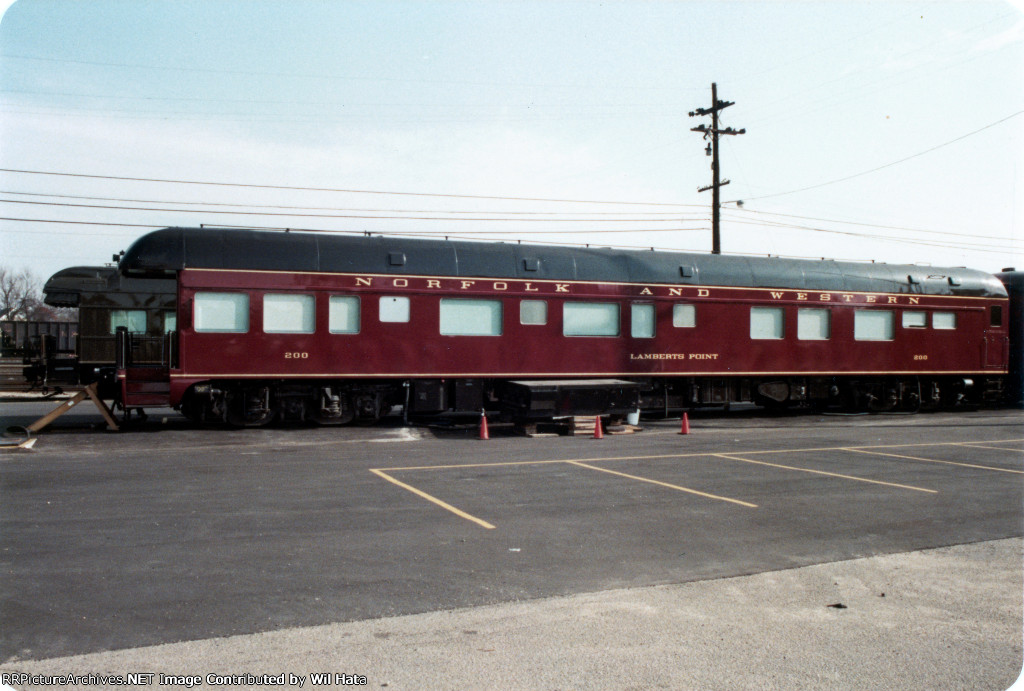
[171,374,1005,427]
[178,381,398,427]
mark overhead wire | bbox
[0,197,710,226]
[724,218,1014,255]
[0,189,701,217]
[0,216,713,251]
[722,207,1015,242]
[0,52,698,92]
[0,168,701,208]
[726,109,1024,203]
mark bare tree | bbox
[0,266,45,321]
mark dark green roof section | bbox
[118,227,1007,298]
[43,266,176,308]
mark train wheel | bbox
[310,388,355,425]
[311,402,355,425]
[226,386,275,427]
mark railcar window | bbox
[797,308,830,340]
[631,303,656,338]
[520,300,547,325]
[329,296,360,334]
[110,309,147,334]
[379,296,410,323]
[264,294,315,334]
[563,302,620,337]
[194,292,249,333]
[991,306,1003,327]
[164,312,177,333]
[902,311,927,328]
[750,307,784,340]
[933,311,957,330]
[854,310,894,341]
[672,304,696,328]
[440,299,503,336]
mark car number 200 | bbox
[284,352,309,359]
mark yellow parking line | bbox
[713,454,938,494]
[844,448,1024,474]
[379,439,1024,473]
[382,453,714,472]
[369,468,496,530]
[952,442,1024,453]
[567,461,758,508]
[734,439,1024,456]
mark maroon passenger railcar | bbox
[114,227,1009,425]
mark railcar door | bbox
[983,331,1009,369]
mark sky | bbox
[0,0,1022,284]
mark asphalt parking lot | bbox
[1,403,1022,688]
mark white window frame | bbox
[440,298,503,336]
[750,306,785,340]
[563,302,620,337]
[263,293,315,334]
[854,310,895,341]
[520,300,548,326]
[672,304,696,328]
[902,311,927,328]
[797,308,830,341]
[110,309,147,334]
[329,296,361,334]
[631,303,656,339]
[194,292,249,333]
[379,296,410,323]
[933,311,957,330]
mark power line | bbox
[725,218,1015,255]
[729,109,1024,203]
[723,207,1013,242]
[7,215,1014,262]
[0,197,710,225]
[0,189,700,217]
[0,168,700,208]
[0,52,696,93]
[0,86,688,111]
[0,216,713,252]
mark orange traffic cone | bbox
[479,409,490,440]
[593,416,604,439]
[679,412,690,435]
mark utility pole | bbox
[689,83,745,254]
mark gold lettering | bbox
[392,278,408,288]
[555,284,570,293]
[460,281,476,289]
[524,282,539,292]
[888,296,898,304]
[355,277,373,287]
[492,282,508,290]
[640,287,653,296]
[426,280,441,289]
[819,293,831,301]
[797,293,808,301]
[909,297,919,305]
[697,289,710,297]
[770,291,785,299]
[843,294,855,302]
[668,288,683,296]
[866,295,877,303]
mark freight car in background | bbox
[63,226,1005,427]
[22,265,176,396]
